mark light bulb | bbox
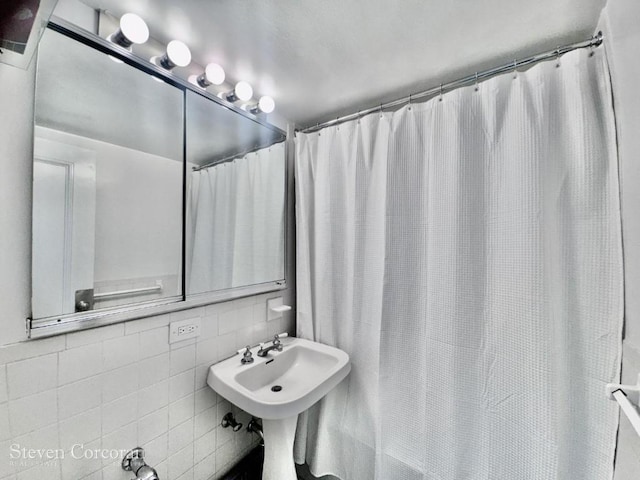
[205,63,225,85]
[191,63,226,88]
[120,13,149,44]
[246,95,276,115]
[258,96,275,113]
[153,40,191,70]
[219,81,253,103]
[166,40,191,67]
[108,13,149,48]
[235,81,253,101]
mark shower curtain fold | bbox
[188,143,285,294]
[294,47,622,480]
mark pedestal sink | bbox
[207,336,351,480]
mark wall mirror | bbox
[30,19,286,337]
[186,90,286,297]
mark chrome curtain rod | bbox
[299,31,603,134]
[192,141,284,172]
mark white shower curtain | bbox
[188,143,285,294]
[294,47,622,480]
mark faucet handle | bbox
[273,332,288,344]
[241,346,254,364]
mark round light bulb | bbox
[119,13,149,45]
[166,40,191,67]
[235,81,253,101]
[258,96,275,114]
[205,63,225,85]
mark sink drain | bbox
[271,385,283,392]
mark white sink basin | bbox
[207,336,351,420]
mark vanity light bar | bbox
[107,13,275,113]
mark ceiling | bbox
[78,0,607,128]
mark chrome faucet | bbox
[257,333,287,357]
[122,448,159,480]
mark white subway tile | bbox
[168,418,193,456]
[59,407,101,449]
[0,403,8,441]
[171,337,197,350]
[102,334,139,372]
[101,423,137,466]
[195,388,217,415]
[0,439,15,478]
[194,451,216,480]
[139,327,170,359]
[169,370,195,403]
[171,308,204,322]
[0,366,7,403]
[58,344,103,386]
[60,438,100,480]
[57,376,102,421]
[214,440,236,474]
[216,333,236,361]
[12,423,59,473]
[9,390,57,436]
[169,395,194,429]
[200,314,219,340]
[195,364,210,390]
[252,302,267,324]
[218,309,238,335]
[0,336,65,366]
[138,407,168,445]
[101,364,139,404]
[196,337,218,367]
[176,468,194,480]
[6,353,57,400]
[216,423,234,449]
[138,380,169,417]
[194,405,217,439]
[66,324,124,349]
[124,313,172,335]
[102,393,137,435]
[138,353,170,389]
[236,305,255,331]
[167,444,193,479]
[18,461,62,480]
[194,429,216,464]
[79,470,102,480]
[102,459,125,480]
[170,345,196,377]
[141,431,168,467]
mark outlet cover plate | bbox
[169,318,201,343]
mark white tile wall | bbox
[0,293,294,480]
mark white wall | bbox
[599,0,640,478]
[0,2,296,480]
[36,127,183,288]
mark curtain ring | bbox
[513,59,517,79]
[555,47,561,68]
[379,104,383,117]
[474,73,479,92]
[408,93,412,110]
[439,83,443,102]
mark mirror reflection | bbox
[32,28,184,319]
[186,90,286,295]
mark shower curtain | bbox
[188,143,285,294]
[294,47,622,480]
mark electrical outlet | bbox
[169,318,201,343]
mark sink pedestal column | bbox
[262,415,298,480]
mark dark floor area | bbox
[220,446,334,480]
